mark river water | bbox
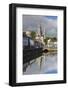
[23,52,57,75]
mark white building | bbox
[47,39,57,48]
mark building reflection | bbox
[23,55,43,72]
[23,52,57,74]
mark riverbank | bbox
[43,48,57,52]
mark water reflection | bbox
[23,52,57,75]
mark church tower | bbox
[35,24,45,46]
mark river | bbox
[23,52,57,75]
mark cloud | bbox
[23,15,57,37]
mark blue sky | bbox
[43,16,57,37]
[45,16,57,20]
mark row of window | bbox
[23,37,43,48]
[23,37,34,46]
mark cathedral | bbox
[35,24,45,46]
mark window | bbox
[23,37,28,46]
[30,39,34,46]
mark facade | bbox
[23,32,43,49]
[23,33,35,49]
[23,24,45,49]
[35,25,45,46]
[47,39,57,48]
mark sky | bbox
[23,15,57,37]
[45,16,57,20]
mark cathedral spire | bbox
[40,24,43,36]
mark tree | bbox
[44,37,50,45]
[51,37,57,42]
[44,37,57,45]
[44,38,47,45]
[30,31,36,40]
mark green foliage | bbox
[30,31,36,40]
[44,37,57,45]
[51,37,57,42]
[44,38,47,45]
